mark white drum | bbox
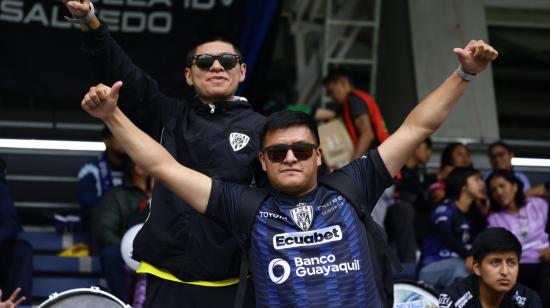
[393,280,439,308]
[38,287,131,308]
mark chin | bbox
[276,181,307,194]
[494,285,513,293]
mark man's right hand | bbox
[81,82,123,120]
[63,0,91,18]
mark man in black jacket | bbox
[439,228,542,308]
[63,1,265,307]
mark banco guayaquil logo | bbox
[268,258,291,284]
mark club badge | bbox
[229,132,250,152]
[290,203,314,231]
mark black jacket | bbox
[82,23,266,281]
[439,275,542,308]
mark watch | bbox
[456,65,477,81]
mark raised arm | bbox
[81,82,211,214]
[378,40,498,177]
[63,0,176,133]
[62,0,100,32]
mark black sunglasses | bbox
[191,53,240,70]
[262,143,318,163]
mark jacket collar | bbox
[192,96,251,114]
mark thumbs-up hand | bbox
[63,0,92,18]
[81,81,123,120]
[453,40,498,75]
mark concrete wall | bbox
[408,0,500,140]
[376,0,418,132]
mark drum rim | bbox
[393,279,439,305]
[37,287,129,308]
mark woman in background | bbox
[486,170,550,306]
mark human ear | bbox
[258,152,267,172]
[184,68,193,86]
[239,63,247,82]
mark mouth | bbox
[207,76,228,81]
[497,279,510,285]
[281,168,301,173]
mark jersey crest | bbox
[290,204,314,231]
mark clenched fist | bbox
[63,0,91,18]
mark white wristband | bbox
[456,65,476,81]
[64,2,95,24]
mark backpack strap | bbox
[234,187,270,308]
[238,187,271,248]
[319,171,402,273]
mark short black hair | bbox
[486,170,526,211]
[471,227,522,263]
[323,68,353,86]
[185,33,242,68]
[260,111,320,149]
[445,167,480,200]
[440,142,470,168]
[487,140,512,156]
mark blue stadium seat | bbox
[32,277,101,299]
[33,255,102,274]
[18,231,90,253]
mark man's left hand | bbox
[453,40,498,75]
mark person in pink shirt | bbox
[486,170,550,306]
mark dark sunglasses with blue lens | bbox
[262,143,318,163]
[191,53,240,70]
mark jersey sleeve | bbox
[348,93,370,119]
[205,179,246,239]
[340,149,393,213]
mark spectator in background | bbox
[398,138,437,246]
[419,167,487,290]
[486,141,531,191]
[430,142,473,205]
[526,179,550,200]
[323,69,389,159]
[486,170,550,306]
[439,228,542,308]
[323,70,394,226]
[78,127,126,230]
[94,161,152,301]
[0,158,32,305]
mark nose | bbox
[283,149,298,163]
[500,263,511,276]
[210,59,224,71]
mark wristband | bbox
[456,65,477,81]
[64,2,95,24]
